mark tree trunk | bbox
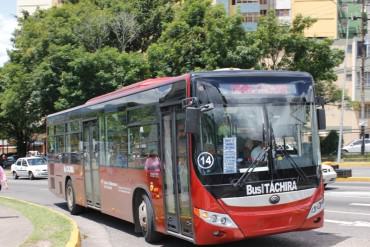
[16,132,28,157]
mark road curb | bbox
[0,196,80,247]
[323,161,370,168]
[336,177,370,182]
[339,162,370,168]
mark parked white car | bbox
[342,139,370,153]
[321,164,337,187]
[11,157,48,180]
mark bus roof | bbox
[47,70,312,118]
[47,74,188,118]
[191,70,312,79]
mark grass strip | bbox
[0,197,72,247]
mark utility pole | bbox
[360,0,366,155]
[337,11,351,164]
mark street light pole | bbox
[337,12,351,164]
[360,0,366,155]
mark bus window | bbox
[55,135,65,163]
[128,124,159,169]
[128,105,157,124]
[105,111,128,168]
[66,133,81,164]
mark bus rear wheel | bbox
[138,194,162,243]
[66,179,83,215]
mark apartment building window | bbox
[357,72,370,87]
[259,0,267,4]
[357,41,362,57]
[260,9,267,15]
[242,12,259,22]
[236,0,258,3]
[347,44,352,53]
[276,9,290,17]
[346,73,352,81]
[366,105,370,118]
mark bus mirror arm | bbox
[317,108,326,130]
[185,107,201,134]
[315,96,326,130]
[185,103,214,134]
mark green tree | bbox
[0,1,151,155]
[0,63,42,155]
[147,0,259,76]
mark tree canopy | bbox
[0,0,344,155]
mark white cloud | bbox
[0,14,17,67]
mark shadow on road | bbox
[325,186,339,191]
[54,202,348,247]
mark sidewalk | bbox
[0,204,33,247]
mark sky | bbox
[0,0,17,67]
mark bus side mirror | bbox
[317,109,326,130]
[185,107,200,134]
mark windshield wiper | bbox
[233,147,269,187]
[269,124,308,182]
[279,148,308,181]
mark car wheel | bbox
[66,179,83,215]
[13,171,18,179]
[29,172,35,180]
[138,194,162,243]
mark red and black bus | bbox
[47,70,326,245]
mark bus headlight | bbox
[307,198,324,219]
[194,208,238,228]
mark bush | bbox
[320,130,339,155]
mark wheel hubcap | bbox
[138,200,147,231]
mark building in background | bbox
[337,0,362,39]
[291,0,337,39]
[16,0,62,16]
[292,0,370,145]
[213,0,292,31]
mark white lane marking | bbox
[325,219,370,228]
[326,210,370,217]
[350,203,370,207]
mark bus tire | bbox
[138,194,162,243]
[66,179,83,215]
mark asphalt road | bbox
[1,178,370,247]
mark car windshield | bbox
[28,158,46,166]
[192,75,321,195]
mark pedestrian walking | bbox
[0,165,8,191]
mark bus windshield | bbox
[192,76,320,195]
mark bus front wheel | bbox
[66,179,83,215]
[138,194,162,243]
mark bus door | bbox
[161,105,193,238]
[82,120,101,208]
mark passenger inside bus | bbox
[110,145,127,167]
[251,141,265,161]
[144,150,160,172]
[240,139,254,162]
